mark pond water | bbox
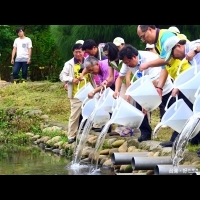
[0,145,114,175]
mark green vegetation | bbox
[1,25,200,82]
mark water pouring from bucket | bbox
[171,112,200,167]
[71,87,114,165]
[152,95,193,139]
[193,86,200,114]
[89,97,144,173]
[173,57,200,104]
[125,70,161,112]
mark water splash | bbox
[89,121,112,174]
[172,112,200,167]
[66,162,91,175]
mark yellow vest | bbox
[72,64,91,97]
[156,29,191,80]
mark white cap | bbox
[75,40,84,45]
[164,36,181,61]
[168,26,180,34]
[145,43,155,49]
[113,37,125,46]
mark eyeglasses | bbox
[140,30,147,42]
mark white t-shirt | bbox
[13,37,32,62]
[119,50,173,96]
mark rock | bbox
[46,136,61,145]
[100,158,108,165]
[82,147,94,158]
[43,126,62,132]
[87,136,98,144]
[119,165,133,173]
[37,136,51,144]
[153,152,160,157]
[31,135,41,140]
[146,170,154,175]
[27,110,42,116]
[147,152,154,157]
[52,148,60,154]
[102,159,112,166]
[107,138,118,145]
[112,140,125,148]
[118,141,128,152]
[40,114,49,120]
[25,132,35,137]
[128,146,137,152]
[54,141,64,149]
[109,148,118,156]
[100,149,110,155]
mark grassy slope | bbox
[0,81,174,142]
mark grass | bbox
[0,81,71,123]
[1,80,199,149]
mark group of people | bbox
[59,25,200,150]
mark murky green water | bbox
[0,144,73,175]
[0,145,114,175]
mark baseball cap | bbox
[168,26,180,34]
[164,36,181,61]
[145,43,155,49]
[113,37,125,46]
[75,40,84,45]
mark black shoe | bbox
[160,141,173,147]
[92,128,102,132]
[138,134,151,142]
[68,137,76,144]
[197,148,200,154]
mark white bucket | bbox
[193,87,200,114]
[74,78,94,102]
[174,58,200,104]
[154,95,193,135]
[110,97,144,128]
[125,72,161,111]
[81,97,110,127]
[97,87,115,113]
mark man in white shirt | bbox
[11,27,32,84]
[113,44,175,143]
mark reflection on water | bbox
[0,145,114,175]
[0,145,71,175]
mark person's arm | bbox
[113,76,124,98]
[27,38,32,64]
[88,85,104,99]
[125,69,132,88]
[11,47,16,64]
[139,57,168,71]
[186,41,200,61]
[78,68,88,81]
[102,66,114,86]
[27,48,32,64]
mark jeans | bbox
[13,62,29,80]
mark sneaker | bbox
[13,81,17,85]
[159,141,173,147]
[138,134,151,142]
